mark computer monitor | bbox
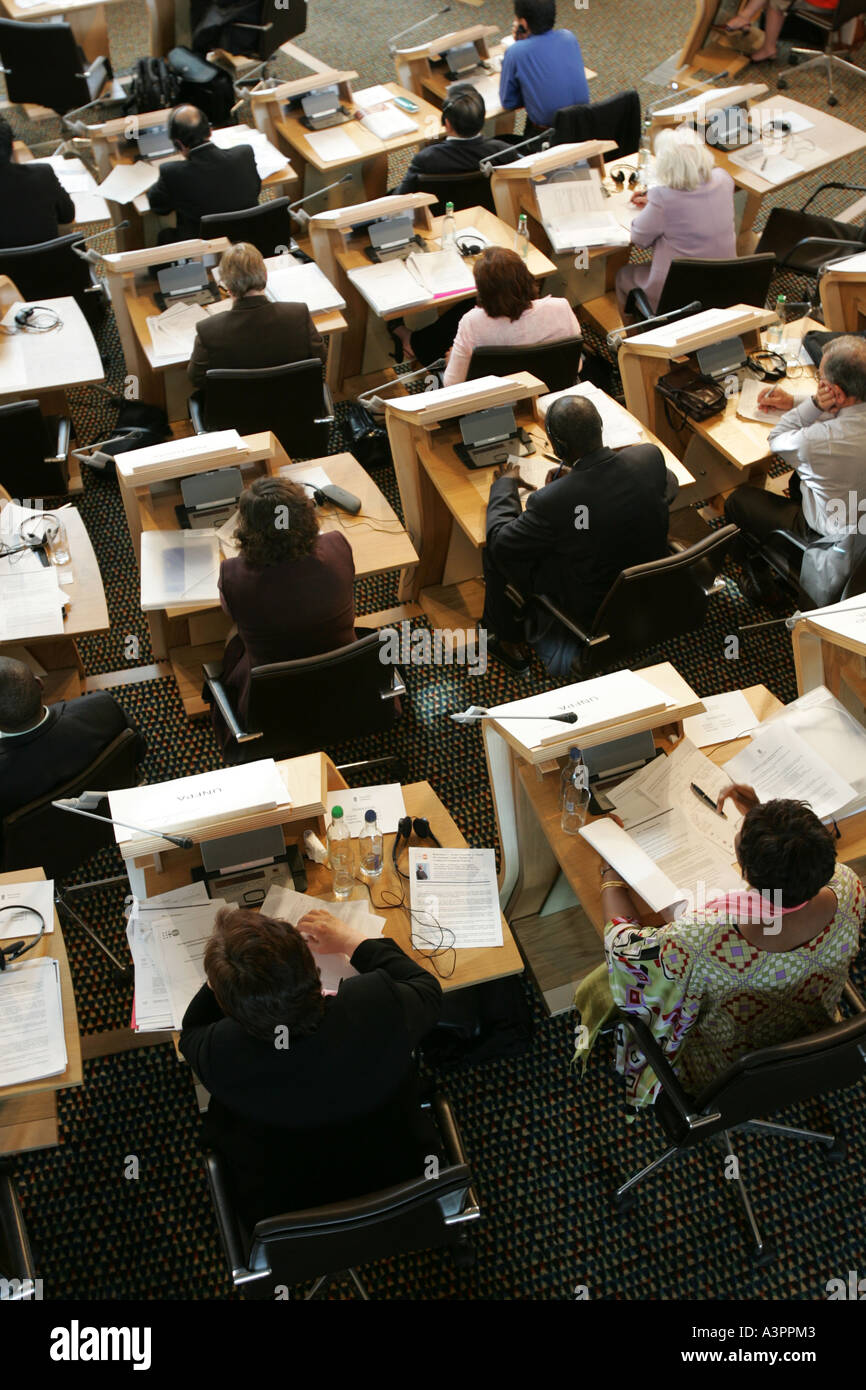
[460,404,517,450]
[301,86,341,120]
[369,215,414,254]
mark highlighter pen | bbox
[690,782,726,818]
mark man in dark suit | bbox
[0,117,75,249]
[148,105,260,242]
[482,395,674,670]
[180,904,442,1225]
[188,241,326,394]
[0,656,145,832]
[394,85,513,195]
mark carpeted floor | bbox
[4,1,866,1301]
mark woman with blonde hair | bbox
[615,124,737,317]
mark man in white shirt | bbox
[724,336,866,594]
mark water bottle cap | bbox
[569,746,581,760]
[445,201,454,213]
[331,806,343,818]
[364,808,377,822]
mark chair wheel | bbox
[777,77,788,88]
[828,95,839,106]
[751,1241,777,1268]
[614,1189,638,1214]
[825,1138,847,1163]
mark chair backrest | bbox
[0,400,63,496]
[1,727,142,877]
[0,232,92,311]
[202,358,329,457]
[199,198,293,258]
[792,0,863,32]
[578,524,738,674]
[0,18,88,115]
[756,204,866,263]
[552,89,642,161]
[656,254,776,316]
[227,632,399,762]
[412,170,496,216]
[0,1170,36,1290]
[191,0,306,62]
[695,1008,866,1135]
[466,336,583,393]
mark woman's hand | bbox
[630,190,648,208]
[296,908,369,957]
[758,385,793,413]
[716,782,760,816]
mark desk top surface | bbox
[0,297,104,398]
[0,503,109,643]
[712,97,866,197]
[276,82,444,171]
[0,868,83,1105]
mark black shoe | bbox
[738,559,786,609]
[487,635,532,674]
[387,320,408,364]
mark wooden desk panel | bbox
[0,297,103,400]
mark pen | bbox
[690,782,726,818]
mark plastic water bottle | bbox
[768,292,786,347]
[440,201,457,250]
[327,806,354,900]
[514,211,530,258]
[359,808,383,880]
[560,748,590,834]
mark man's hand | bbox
[513,17,529,38]
[816,378,843,415]
[494,459,523,482]
[758,385,794,413]
[295,908,371,958]
[716,782,760,816]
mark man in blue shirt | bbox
[500,0,590,135]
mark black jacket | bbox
[486,443,670,625]
[147,142,261,241]
[179,938,443,1224]
[188,294,326,390]
[0,693,144,826]
[0,161,76,249]
[395,134,514,195]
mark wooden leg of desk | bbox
[361,153,388,201]
[736,189,763,254]
[0,1090,59,1154]
[145,0,178,55]
[399,460,452,601]
[792,625,825,694]
[68,4,109,64]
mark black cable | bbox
[353,867,456,980]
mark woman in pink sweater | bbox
[442,246,581,386]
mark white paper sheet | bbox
[150,899,227,1029]
[279,461,331,497]
[579,818,685,918]
[729,142,807,185]
[261,884,386,994]
[535,175,629,250]
[304,126,360,161]
[537,381,644,449]
[725,722,857,820]
[98,161,159,203]
[361,107,418,141]
[607,738,741,856]
[129,883,212,1031]
[682,691,758,747]
[490,670,672,748]
[326,783,407,837]
[346,259,430,315]
[32,155,109,224]
[0,958,66,1087]
[0,568,65,640]
[351,84,396,111]
[406,247,475,297]
[0,878,54,939]
[735,374,809,424]
[257,258,345,313]
[110,759,290,843]
[139,529,221,611]
[408,847,502,949]
[210,124,289,180]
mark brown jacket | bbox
[188,293,326,390]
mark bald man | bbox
[148,105,261,242]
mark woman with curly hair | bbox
[214,476,355,740]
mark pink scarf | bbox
[704,890,808,922]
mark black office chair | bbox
[199,198,293,258]
[611,982,866,1263]
[0,232,104,327]
[776,0,866,105]
[203,631,405,764]
[0,1162,37,1299]
[626,254,776,322]
[204,1092,480,1298]
[755,183,866,285]
[188,359,335,458]
[465,336,584,393]
[412,171,496,216]
[190,0,306,63]
[507,526,739,678]
[0,17,111,117]
[552,89,642,161]
[761,527,866,607]
[0,401,71,496]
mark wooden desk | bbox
[0,0,175,66]
[791,606,866,727]
[821,254,866,333]
[674,0,757,87]
[272,82,444,205]
[0,868,82,1154]
[119,754,522,992]
[0,503,109,701]
[0,297,104,451]
[119,433,417,712]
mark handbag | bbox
[341,402,392,471]
[655,363,727,431]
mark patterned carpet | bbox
[4,1,866,1302]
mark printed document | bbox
[682,690,757,747]
[0,568,66,641]
[98,161,159,204]
[0,958,66,1087]
[408,848,502,949]
[326,783,407,836]
[262,885,386,994]
[725,722,856,820]
[0,878,54,939]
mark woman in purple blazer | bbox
[616,125,737,317]
[214,477,356,745]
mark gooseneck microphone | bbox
[52,792,194,850]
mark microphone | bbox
[388,5,452,53]
[71,221,130,263]
[450,706,579,725]
[288,173,354,228]
[357,357,447,413]
[606,299,702,350]
[480,127,554,176]
[52,793,195,850]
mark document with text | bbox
[408,848,502,949]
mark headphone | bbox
[392,815,442,877]
[611,169,640,189]
[0,906,46,971]
[746,349,787,382]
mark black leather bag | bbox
[342,402,392,471]
[655,363,727,430]
[167,47,236,127]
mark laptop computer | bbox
[364,214,422,263]
[136,123,175,160]
[454,404,533,470]
[175,466,243,531]
[300,86,353,130]
[195,826,306,907]
[444,42,481,79]
[153,259,221,312]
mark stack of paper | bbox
[325,783,407,836]
[139,529,221,611]
[146,299,230,362]
[98,161,160,204]
[117,429,246,476]
[729,140,813,186]
[346,259,431,314]
[406,248,475,298]
[361,106,418,141]
[408,847,503,949]
[735,375,809,424]
[109,759,290,844]
[537,381,644,449]
[211,123,289,180]
[351,85,396,112]
[32,155,109,224]
[262,884,387,993]
[279,461,332,497]
[305,126,360,162]
[0,879,55,938]
[0,958,67,1086]
[215,256,345,314]
[128,884,225,1031]
[535,175,629,252]
[489,670,673,750]
[0,567,66,641]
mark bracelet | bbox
[601,878,628,890]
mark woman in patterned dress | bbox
[587,784,865,1109]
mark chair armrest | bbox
[766,526,810,557]
[781,236,865,270]
[381,667,406,701]
[536,593,609,648]
[615,1011,721,1132]
[188,393,206,435]
[47,415,72,464]
[202,662,263,745]
[843,981,866,1015]
[204,1152,272,1286]
[801,181,866,214]
[314,380,336,426]
[629,287,654,321]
